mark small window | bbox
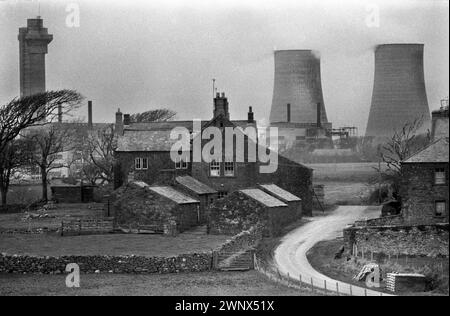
[435,201,447,217]
[142,158,148,170]
[210,160,220,177]
[218,191,228,199]
[175,158,188,170]
[224,161,235,177]
[435,168,446,185]
[135,158,141,170]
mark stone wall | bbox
[112,182,199,234]
[344,223,449,257]
[354,215,405,227]
[216,225,263,254]
[208,191,267,236]
[401,162,449,224]
[0,252,212,274]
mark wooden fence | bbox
[61,218,115,236]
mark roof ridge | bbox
[402,137,447,162]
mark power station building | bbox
[18,16,53,97]
[365,44,431,138]
[269,50,332,150]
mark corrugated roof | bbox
[148,186,199,204]
[240,188,287,208]
[116,130,179,152]
[403,138,449,163]
[175,176,217,195]
[259,184,301,202]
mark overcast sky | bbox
[0,0,448,133]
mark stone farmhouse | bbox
[114,92,314,215]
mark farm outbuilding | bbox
[175,176,217,224]
[112,181,200,235]
[208,188,289,237]
[258,183,302,220]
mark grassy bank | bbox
[307,239,449,296]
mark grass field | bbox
[0,271,314,296]
[307,162,386,182]
[0,230,229,257]
[0,203,105,233]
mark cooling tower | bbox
[270,50,328,124]
[365,44,430,137]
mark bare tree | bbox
[375,117,431,191]
[0,140,31,206]
[0,90,83,155]
[79,125,118,184]
[130,109,176,123]
[0,90,83,205]
[25,123,82,202]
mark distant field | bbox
[0,271,315,296]
[307,162,386,182]
[318,181,376,206]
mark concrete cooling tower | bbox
[270,50,328,125]
[365,44,430,137]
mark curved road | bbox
[274,206,390,296]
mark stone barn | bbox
[208,188,289,237]
[113,181,200,235]
[258,183,302,220]
[175,176,217,224]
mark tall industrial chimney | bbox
[270,50,328,125]
[87,101,93,129]
[18,17,53,97]
[365,44,430,137]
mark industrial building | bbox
[18,16,53,97]
[269,50,332,150]
[365,44,431,138]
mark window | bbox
[175,158,188,170]
[435,168,446,185]
[135,158,141,170]
[210,160,220,176]
[218,191,228,199]
[142,158,148,170]
[435,201,447,217]
[224,161,235,177]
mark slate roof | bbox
[125,120,256,132]
[240,188,287,208]
[258,184,301,202]
[403,138,449,163]
[175,176,217,195]
[116,130,179,152]
[148,186,199,204]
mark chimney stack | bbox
[123,114,131,126]
[317,102,321,128]
[88,100,93,129]
[248,106,254,123]
[115,108,123,136]
[213,92,230,119]
[286,103,291,123]
[57,105,62,123]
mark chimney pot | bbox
[123,114,131,126]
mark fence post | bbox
[350,284,353,296]
[61,221,64,237]
[336,282,339,296]
[78,219,82,235]
[364,288,367,296]
[299,275,302,288]
[311,277,314,292]
[287,273,290,286]
[324,280,327,293]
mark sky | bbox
[0,0,448,134]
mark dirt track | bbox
[273,206,391,296]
